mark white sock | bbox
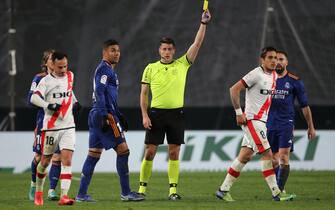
[36,163,47,192]
[220,159,245,191]
[261,159,280,196]
[60,165,72,196]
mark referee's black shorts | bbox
[145,108,185,145]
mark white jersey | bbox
[34,71,75,131]
[241,66,277,122]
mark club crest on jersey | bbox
[53,91,72,98]
[285,82,290,89]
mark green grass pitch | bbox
[0,171,334,210]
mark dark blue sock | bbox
[277,165,290,191]
[274,166,279,183]
[117,153,130,195]
[49,161,61,189]
[78,155,99,196]
[31,158,38,183]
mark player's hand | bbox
[143,115,152,130]
[236,114,247,126]
[201,9,211,24]
[101,115,110,133]
[308,127,316,140]
[118,114,129,132]
[47,103,61,111]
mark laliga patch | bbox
[100,75,107,84]
[30,82,37,91]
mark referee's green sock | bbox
[139,159,153,194]
[168,159,180,195]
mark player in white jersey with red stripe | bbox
[30,52,76,206]
[215,47,295,202]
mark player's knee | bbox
[238,151,252,163]
[62,159,72,166]
[168,149,180,160]
[279,154,289,164]
[117,149,130,156]
[52,154,61,162]
[261,149,273,160]
[144,148,156,160]
[88,150,102,158]
[272,158,279,168]
[34,155,41,163]
[240,156,251,163]
[41,156,52,168]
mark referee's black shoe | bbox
[168,193,181,201]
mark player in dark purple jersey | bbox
[27,49,62,201]
[267,50,316,192]
[75,39,143,202]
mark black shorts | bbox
[145,108,185,145]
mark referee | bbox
[138,10,211,200]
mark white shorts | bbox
[241,120,270,154]
[41,128,76,155]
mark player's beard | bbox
[275,64,284,74]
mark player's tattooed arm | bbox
[230,80,247,125]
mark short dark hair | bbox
[260,46,277,58]
[276,50,288,58]
[41,49,55,72]
[103,39,119,49]
[51,51,68,62]
[160,37,175,47]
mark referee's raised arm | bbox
[186,9,211,63]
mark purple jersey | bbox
[27,72,47,131]
[267,72,308,130]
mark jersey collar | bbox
[260,66,273,75]
[160,60,175,65]
[103,59,113,67]
[278,70,288,78]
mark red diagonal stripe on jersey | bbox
[60,94,72,118]
[246,120,265,153]
[60,72,73,117]
[47,108,61,129]
[60,173,72,180]
[253,72,276,120]
[47,72,73,129]
[262,169,275,177]
[253,98,271,120]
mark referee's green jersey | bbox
[141,54,192,109]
